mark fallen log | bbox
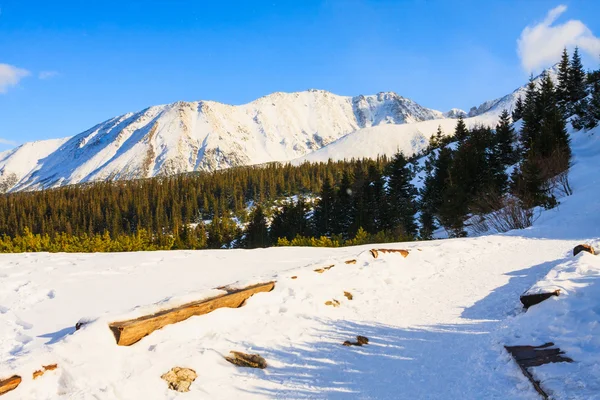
[370,249,409,259]
[505,342,573,399]
[520,289,560,309]
[0,375,21,396]
[109,281,275,346]
[225,351,267,369]
[573,244,595,256]
[345,259,357,264]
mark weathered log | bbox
[505,343,573,399]
[225,351,267,369]
[573,244,595,256]
[520,290,560,309]
[0,375,21,396]
[370,249,409,259]
[345,259,357,264]
[343,335,369,347]
[109,281,275,346]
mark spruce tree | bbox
[361,165,385,234]
[512,96,524,121]
[568,47,587,105]
[454,115,469,142]
[585,79,600,128]
[495,109,518,165]
[420,147,453,238]
[243,205,270,248]
[331,170,354,237]
[556,47,570,114]
[520,75,540,153]
[386,152,417,239]
[313,175,336,236]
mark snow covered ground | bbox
[1,126,599,399]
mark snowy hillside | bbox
[295,66,560,164]
[293,112,501,164]
[0,67,560,192]
[1,126,599,399]
[0,91,442,192]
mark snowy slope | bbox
[1,126,599,399]
[0,91,442,192]
[293,112,501,164]
[295,67,560,164]
[0,66,562,192]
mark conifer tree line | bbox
[0,48,597,252]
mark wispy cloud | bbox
[0,138,17,146]
[518,5,600,73]
[0,63,30,93]
[38,70,59,80]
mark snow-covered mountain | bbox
[0,68,556,192]
[0,90,444,192]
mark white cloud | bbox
[38,70,59,80]
[0,138,17,146]
[0,63,30,93]
[518,5,600,73]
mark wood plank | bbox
[0,375,21,396]
[370,249,409,259]
[520,290,560,309]
[109,281,275,346]
[505,343,573,399]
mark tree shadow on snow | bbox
[38,326,76,345]
[235,319,521,400]
[460,259,567,321]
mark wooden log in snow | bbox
[505,342,573,399]
[109,281,275,346]
[370,249,409,259]
[573,244,595,256]
[520,289,560,309]
[0,375,21,396]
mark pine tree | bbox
[243,205,270,248]
[313,175,336,237]
[520,75,540,153]
[454,115,469,142]
[386,152,417,239]
[568,47,587,105]
[585,79,600,128]
[512,96,524,121]
[419,147,453,239]
[495,109,518,165]
[361,165,385,234]
[556,47,570,114]
[331,170,354,237]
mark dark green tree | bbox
[556,47,570,113]
[312,175,336,236]
[454,115,469,142]
[386,152,417,238]
[243,205,270,248]
[495,109,518,165]
[512,96,524,121]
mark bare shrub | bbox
[472,192,538,233]
[538,150,573,198]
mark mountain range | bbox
[0,68,554,193]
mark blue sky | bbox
[1,0,599,149]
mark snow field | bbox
[0,236,582,399]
